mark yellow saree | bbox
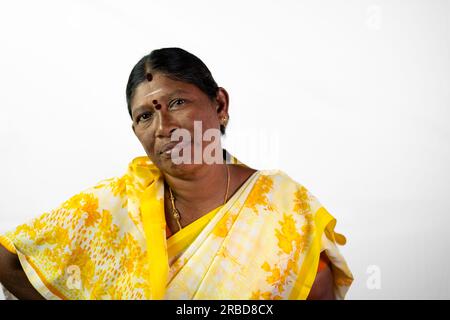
[0,154,353,300]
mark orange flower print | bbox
[109,175,129,207]
[245,176,274,214]
[213,213,238,238]
[275,214,300,255]
[293,186,311,215]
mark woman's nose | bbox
[155,109,178,138]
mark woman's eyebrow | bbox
[132,89,191,118]
[131,106,147,119]
[167,89,190,99]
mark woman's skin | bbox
[0,246,45,299]
[307,252,336,300]
[0,72,335,299]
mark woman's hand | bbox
[0,245,45,300]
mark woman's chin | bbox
[159,156,201,177]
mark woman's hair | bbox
[126,47,225,134]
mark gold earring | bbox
[221,116,228,126]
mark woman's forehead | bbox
[131,75,198,110]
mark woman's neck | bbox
[163,163,229,222]
[163,162,257,230]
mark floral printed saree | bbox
[0,154,353,300]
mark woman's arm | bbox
[307,252,336,300]
[0,245,45,300]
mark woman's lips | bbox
[159,141,191,157]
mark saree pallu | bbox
[0,155,353,300]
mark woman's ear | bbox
[215,87,229,134]
[215,87,229,118]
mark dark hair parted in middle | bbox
[126,47,225,134]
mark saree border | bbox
[288,206,335,299]
[16,249,68,300]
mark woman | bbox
[0,48,353,300]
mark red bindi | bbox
[146,73,153,82]
[155,104,161,110]
[152,100,158,105]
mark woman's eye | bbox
[169,98,185,109]
[137,112,153,123]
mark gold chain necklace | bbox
[168,164,230,231]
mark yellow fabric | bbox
[0,154,353,300]
[0,235,17,254]
[167,206,223,261]
[289,207,333,299]
[140,171,167,299]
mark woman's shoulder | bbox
[229,161,316,196]
[253,168,323,208]
[257,168,304,188]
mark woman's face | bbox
[130,73,228,176]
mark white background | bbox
[0,0,449,299]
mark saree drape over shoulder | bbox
[0,154,353,300]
